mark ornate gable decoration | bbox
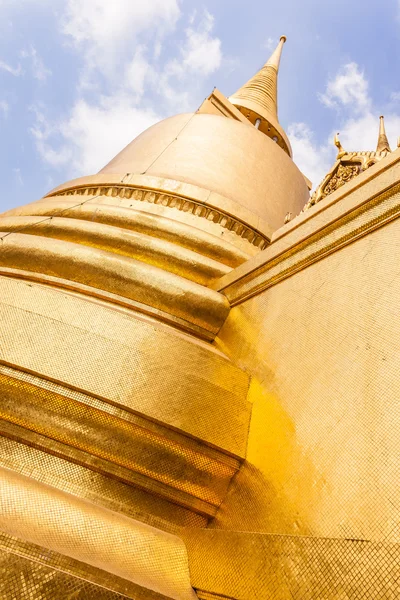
[321,161,361,198]
[303,117,396,211]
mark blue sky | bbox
[1,0,400,212]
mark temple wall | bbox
[213,157,400,543]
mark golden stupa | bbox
[0,37,399,599]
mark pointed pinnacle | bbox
[229,36,287,122]
[265,35,287,70]
[376,115,391,153]
[228,36,291,156]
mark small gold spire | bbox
[376,115,391,153]
[230,36,286,121]
[334,132,345,157]
[397,136,400,148]
[228,36,291,156]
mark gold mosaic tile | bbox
[0,275,250,457]
[185,529,400,599]
[215,209,400,544]
[0,533,170,600]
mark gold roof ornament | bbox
[229,36,292,156]
[334,132,345,158]
[304,115,395,211]
[376,115,391,153]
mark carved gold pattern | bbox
[47,185,269,250]
[305,118,394,211]
[304,152,383,210]
[322,163,361,196]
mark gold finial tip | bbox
[280,35,287,43]
[377,114,391,153]
[334,132,345,155]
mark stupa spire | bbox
[229,36,292,156]
[230,36,286,120]
[376,115,391,153]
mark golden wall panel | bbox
[215,215,400,542]
[0,552,131,600]
[0,276,250,457]
[0,422,208,529]
[0,466,197,599]
[0,533,171,600]
[214,155,400,298]
[216,184,400,303]
[184,529,399,599]
[0,371,236,508]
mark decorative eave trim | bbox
[47,184,270,250]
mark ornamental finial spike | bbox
[266,35,287,70]
[230,35,286,116]
[376,115,391,153]
[228,36,292,156]
[334,132,345,157]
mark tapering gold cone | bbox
[231,36,285,119]
[229,36,291,156]
[376,115,391,153]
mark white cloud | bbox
[124,46,155,100]
[62,0,180,48]
[390,91,400,102]
[0,100,9,116]
[61,0,180,85]
[158,10,223,111]
[318,62,370,113]
[288,122,334,190]
[31,4,224,177]
[20,46,51,81]
[263,37,275,51]
[181,10,222,76]
[31,95,161,175]
[291,60,400,191]
[339,112,400,153]
[13,168,23,186]
[0,59,22,76]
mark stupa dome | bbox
[100,111,309,234]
